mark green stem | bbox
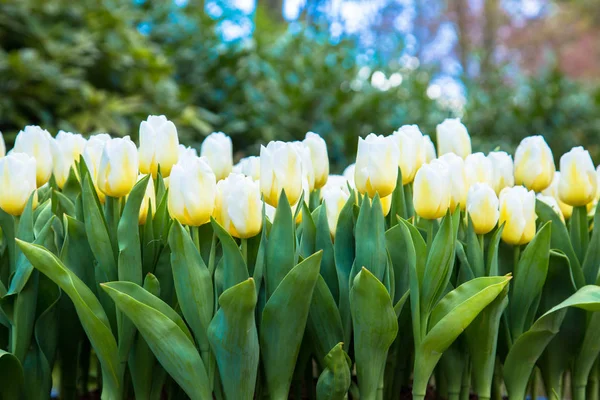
[513,245,521,274]
[478,234,485,260]
[241,238,248,266]
[104,196,120,259]
[426,219,434,254]
[571,205,590,263]
[191,226,200,252]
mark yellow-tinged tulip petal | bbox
[465,152,494,188]
[514,135,555,192]
[97,136,139,198]
[558,146,597,207]
[215,173,262,238]
[541,172,572,219]
[488,151,514,194]
[498,186,536,245]
[13,125,54,187]
[0,153,37,216]
[260,141,303,207]
[52,130,87,188]
[467,183,499,234]
[322,185,350,238]
[413,160,451,220]
[303,132,329,189]
[201,132,233,181]
[138,115,179,178]
[392,125,425,184]
[233,156,260,181]
[436,118,471,159]
[138,175,156,225]
[354,133,399,198]
[536,194,565,222]
[438,153,467,211]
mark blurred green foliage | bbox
[1,0,600,171]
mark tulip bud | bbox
[514,135,555,192]
[138,115,179,178]
[413,160,451,220]
[498,186,536,245]
[467,183,499,234]
[214,173,262,238]
[260,141,303,207]
[13,125,54,187]
[355,134,399,198]
[438,153,468,211]
[464,152,494,189]
[233,156,260,181]
[343,163,356,188]
[168,156,217,226]
[292,142,316,192]
[82,134,111,202]
[436,118,471,159]
[97,137,139,198]
[323,174,352,196]
[557,146,597,207]
[381,194,392,217]
[178,144,198,163]
[52,131,87,188]
[488,151,514,194]
[0,153,37,216]
[0,131,5,158]
[393,125,425,184]
[322,186,350,238]
[138,175,156,225]
[303,132,329,189]
[541,172,572,219]
[423,135,436,163]
[201,132,233,181]
[536,194,564,222]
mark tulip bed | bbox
[1,117,600,400]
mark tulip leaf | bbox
[486,224,504,276]
[307,276,345,365]
[389,167,407,224]
[333,194,355,349]
[385,224,410,304]
[350,267,398,400]
[101,281,211,400]
[413,275,511,399]
[52,190,76,218]
[208,278,259,400]
[456,241,475,284]
[583,201,600,285]
[466,216,484,277]
[265,191,295,297]
[16,240,121,399]
[82,174,117,281]
[536,200,584,287]
[353,195,387,284]
[509,222,551,339]
[0,350,24,399]
[421,213,455,314]
[315,205,339,300]
[211,217,249,291]
[573,312,600,395]
[260,250,322,399]
[316,343,352,400]
[570,205,589,264]
[300,202,316,258]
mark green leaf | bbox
[466,216,484,277]
[413,275,511,399]
[316,343,352,400]
[211,218,249,291]
[385,224,410,304]
[583,201,600,285]
[265,192,295,297]
[353,195,387,284]
[299,202,316,258]
[315,205,339,300]
[389,167,407,224]
[101,281,211,400]
[0,350,24,399]
[208,278,259,400]
[509,222,551,339]
[260,251,322,399]
[536,200,584,287]
[570,205,589,264]
[486,224,504,276]
[16,240,121,399]
[421,213,455,315]
[350,267,398,400]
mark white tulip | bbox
[514,135,555,192]
[436,118,471,158]
[303,132,329,189]
[392,125,425,184]
[0,153,37,216]
[82,134,111,202]
[466,183,499,234]
[138,175,156,225]
[233,156,261,181]
[215,173,263,238]
[413,160,451,220]
[260,141,303,207]
[423,134,436,162]
[488,151,514,194]
[322,186,350,238]
[168,156,217,226]
[355,133,399,198]
[201,132,233,181]
[97,136,139,198]
[541,172,573,219]
[536,194,564,222]
[138,115,179,178]
[438,153,468,211]
[52,130,87,188]
[13,125,54,187]
[498,186,537,245]
[465,152,494,188]
[177,144,198,164]
[292,141,316,192]
[343,163,356,188]
[558,146,597,207]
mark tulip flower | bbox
[0,131,5,158]
[465,152,494,188]
[260,141,303,207]
[322,186,350,238]
[413,160,451,220]
[13,125,54,187]
[168,156,217,226]
[201,132,233,181]
[293,142,316,192]
[423,135,436,162]
[466,183,499,234]
[381,194,392,217]
[138,115,179,178]
[536,194,564,222]
[438,153,468,211]
[303,132,329,189]
[436,118,471,159]
[343,163,356,188]
[355,133,399,198]
[323,174,352,196]
[82,134,111,202]
[52,130,87,188]
[392,125,425,184]
[214,173,262,238]
[97,136,139,198]
[541,172,572,219]
[498,186,536,245]
[557,147,597,207]
[233,156,260,181]
[138,175,156,225]
[488,151,514,194]
[0,153,38,216]
[514,135,555,192]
